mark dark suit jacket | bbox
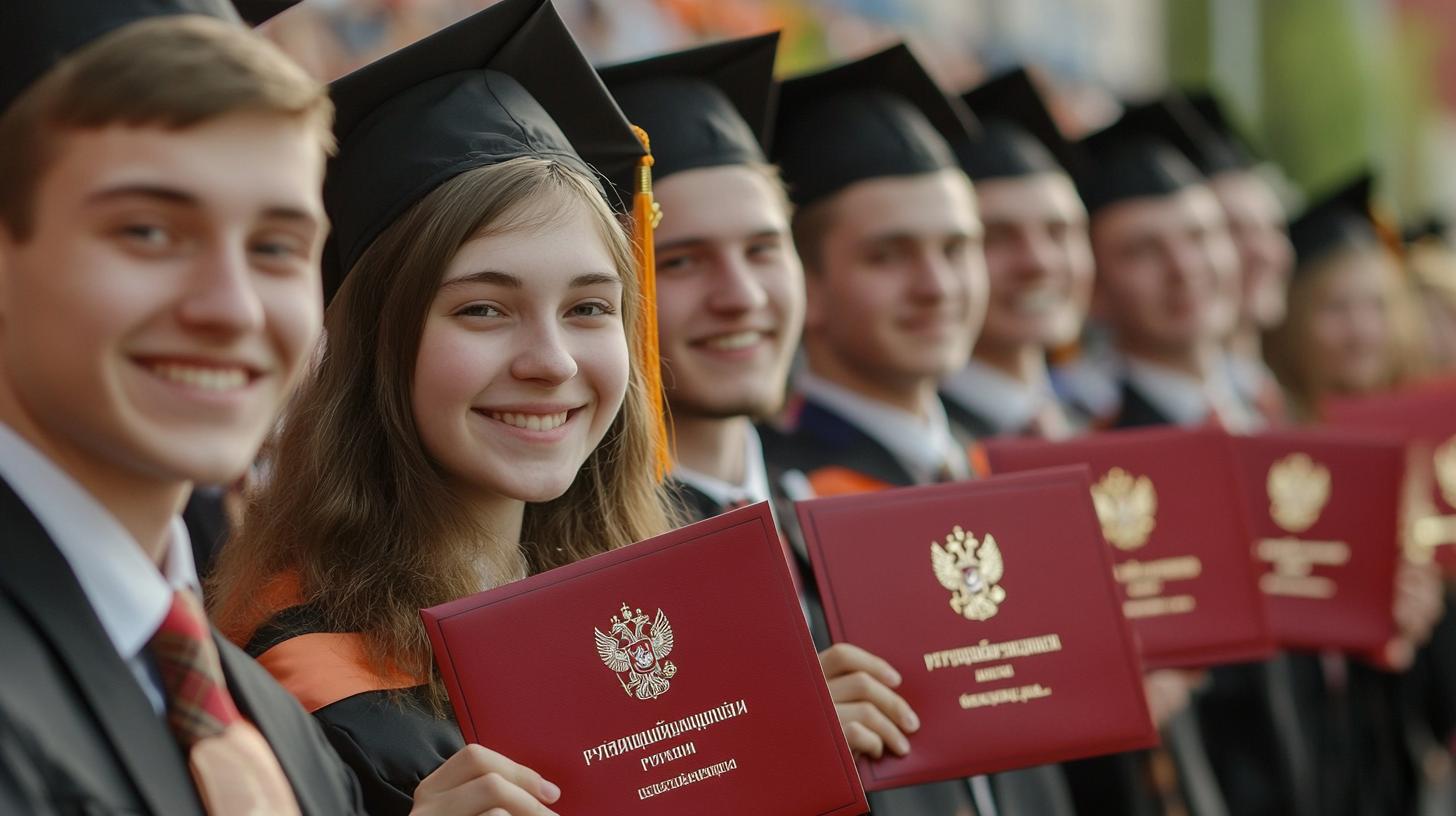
[1110,380,1176,430]
[0,478,361,815]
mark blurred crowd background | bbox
[258,0,1456,232]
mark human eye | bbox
[249,233,312,271]
[454,302,505,319]
[657,251,698,275]
[112,221,178,255]
[567,300,618,319]
[746,237,783,262]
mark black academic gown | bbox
[243,606,458,816]
[1110,377,1321,816]
[0,478,362,815]
[758,397,1078,816]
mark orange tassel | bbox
[630,125,672,481]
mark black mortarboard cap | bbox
[1075,98,1206,215]
[956,68,1080,181]
[1288,173,1380,269]
[232,0,300,26]
[1173,90,1257,176]
[322,0,646,301]
[600,33,778,182]
[1,0,241,116]
[771,44,977,208]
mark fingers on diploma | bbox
[411,744,562,816]
[838,702,910,758]
[819,643,903,689]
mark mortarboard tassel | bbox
[630,125,672,481]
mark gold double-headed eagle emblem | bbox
[1091,467,1157,551]
[931,526,1006,621]
[1267,452,1330,533]
[595,603,677,701]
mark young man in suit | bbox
[761,44,1078,816]
[941,69,1092,442]
[0,4,569,814]
[1076,100,1251,432]
[604,37,974,816]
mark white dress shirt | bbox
[795,368,969,484]
[672,424,773,509]
[941,357,1073,438]
[0,422,197,715]
[1124,358,1259,433]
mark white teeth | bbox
[703,331,761,351]
[488,411,569,431]
[149,363,248,391]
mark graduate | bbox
[0,2,363,812]
[1266,176,1407,418]
[1176,92,1295,425]
[942,68,1092,442]
[1057,98,1254,816]
[763,45,986,494]
[602,35,1000,815]
[207,0,674,812]
[1075,98,1251,432]
[1265,175,1446,815]
[761,44,1077,816]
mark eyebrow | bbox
[84,184,322,228]
[439,270,621,292]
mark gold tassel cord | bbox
[630,125,671,481]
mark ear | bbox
[0,220,16,323]
[801,267,829,334]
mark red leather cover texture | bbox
[1325,381,1456,572]
[421,502,868,816]
[1230,430,1402,652]
[795,466,1156,791]
[984,426,1276,669]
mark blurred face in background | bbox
[1210,171,1294,333]
[1289,246,1397,396]
[652,164,805,420]
[974,171,1093,356]
[800,169,987,404]
[1090,184,1236,361]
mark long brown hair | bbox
[209,158,673,704]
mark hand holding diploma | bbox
[819,644,921,759]
[411,745,561,816]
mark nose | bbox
[176,241,265,336]
[707,254,769,315]
[509,317,579,386]
[909,248,955,303]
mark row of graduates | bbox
[0,2,1448,816]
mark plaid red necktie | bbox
[149,590,301,815]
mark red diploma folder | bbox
[421,502,868,816]
[794,466,1156,791]
[1324,380,1456,573]
[1230,430,1403,652]
[984,427,1275,669]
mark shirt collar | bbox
[0,422,198,663]
[671,424,773,510]
[1123,357,1257,432]
[941,358,1055,435]
[795,367,967,484]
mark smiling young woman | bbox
[204,1,675,813]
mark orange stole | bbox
[230,572,422,713]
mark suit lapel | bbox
[794,399,917,487]
[217,638,330,816]
[1113,380,1176,429]
[0,479,202,816]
